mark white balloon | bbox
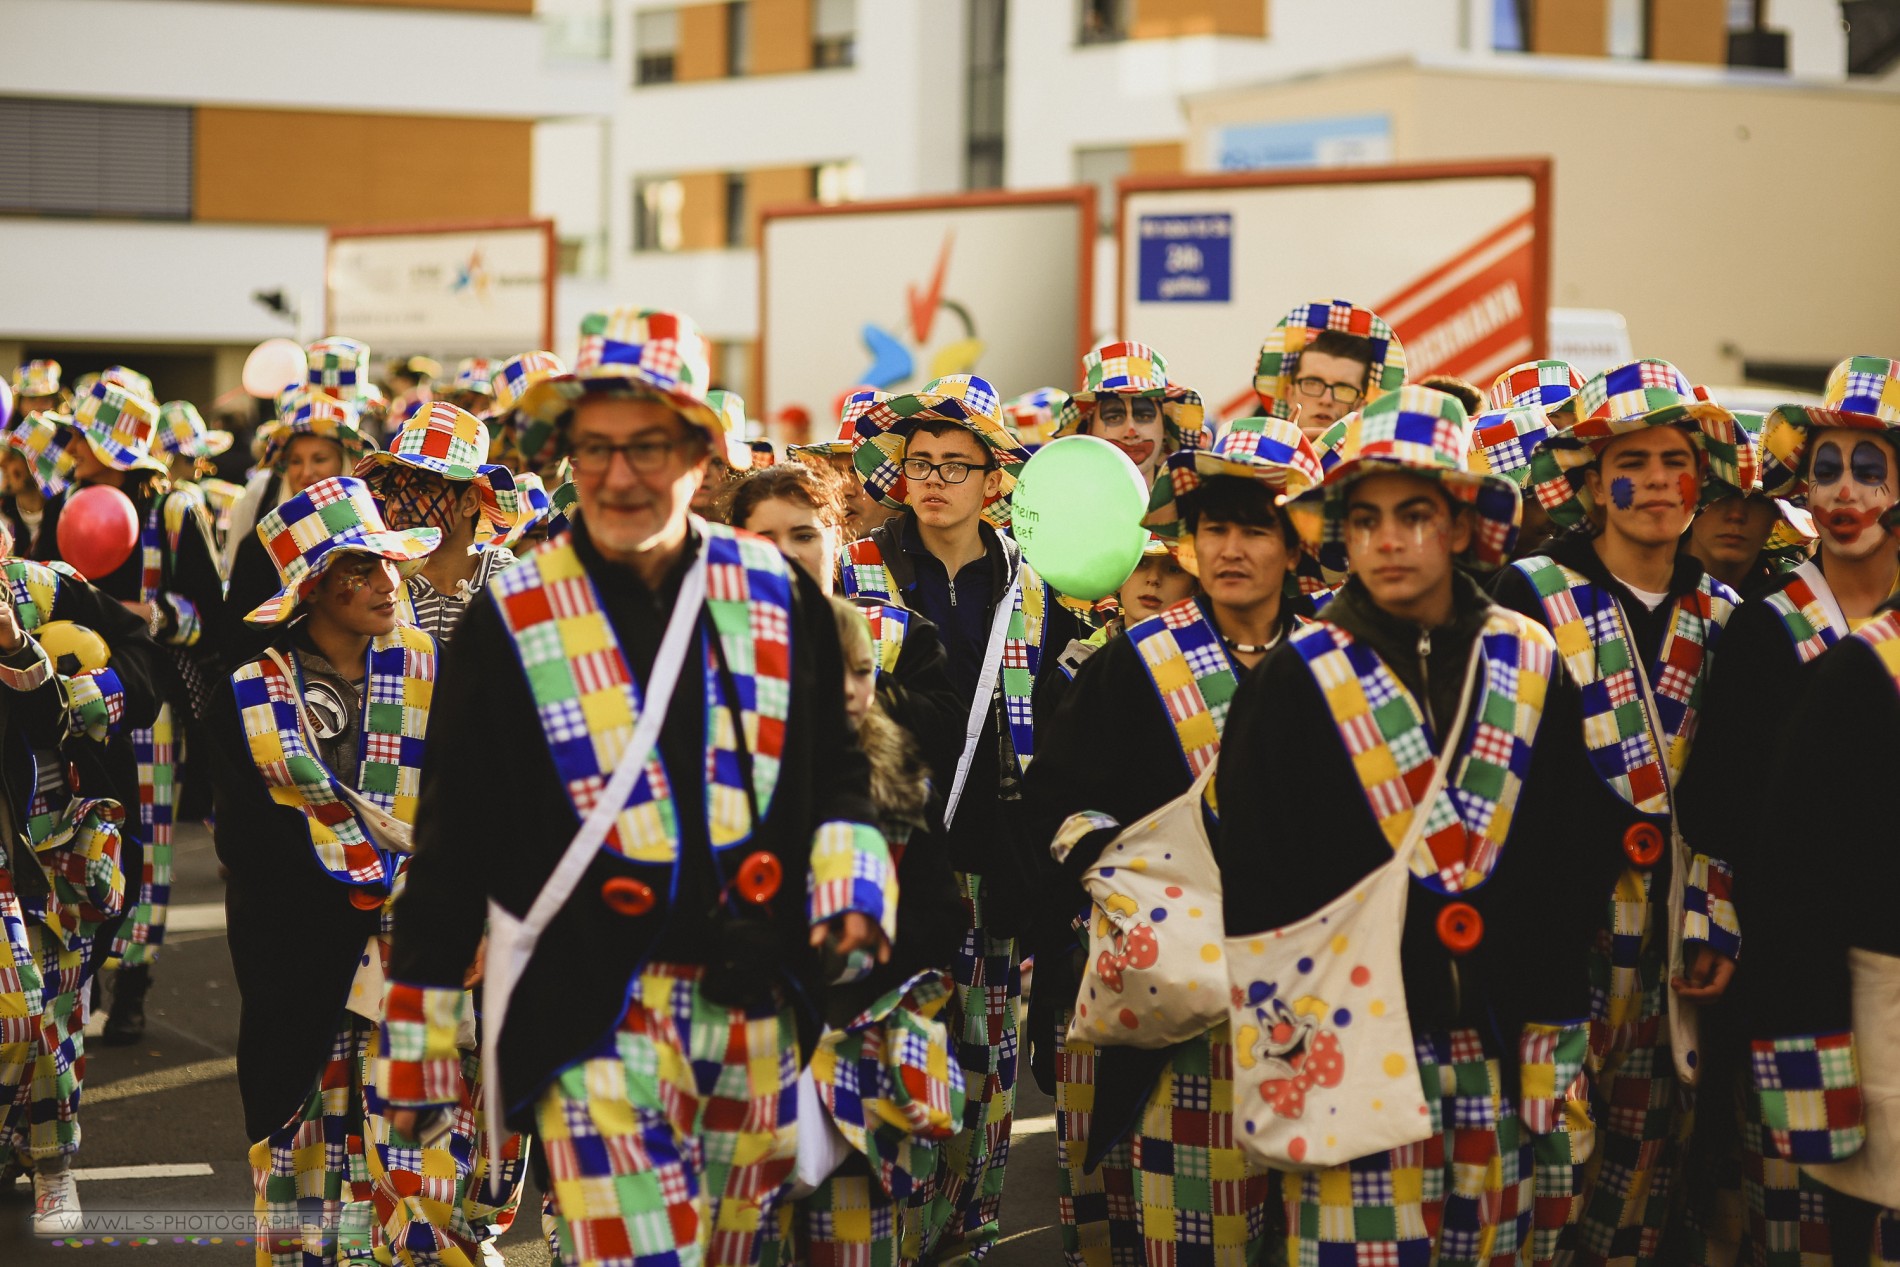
[243,338,308,399]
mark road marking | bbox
[165,902,226,934]
[72,1163,216,1181]
[85,1056,239,1105]
[1011,1115,1057,1137]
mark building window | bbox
[0,99,193,219]
[1493,0,1531,51]
[1074,146,1130,234]
[1607,0,1648,58]
[635,8,679,84]
[725,172,748,248]
[966,0,1007,190]
[634,176,684,252]
[1078,0,1128,44]
[813,0,856,68]
[727,1,751,77]
[814,159,864,205]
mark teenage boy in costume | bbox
[0,527,159,1236]
[46,380,225,1044]
[1675,356,1900,1267]
[377,308,892,1267]
[839,374,1079,1261]
[1494,360,1758,1267]
[1219,387,1617,1266]
[354,402,522,644]
[1253,299,1407,441]
[208,476,524,1267]
[1025,415,1321,1267]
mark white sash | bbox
[941,571,1022,829]
[480,545,710,1169]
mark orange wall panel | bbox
[678,3,731,81]
[1129,142,1186,174]
[195,108,530,226]
[750,0,814,74]
[1530,0,1607,55]
[746,165,814,246]
[1132,0,1266,38]
[1651,0,1728,63]
[678,171,729,251]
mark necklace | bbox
[1222,631,1282,655]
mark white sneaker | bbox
[33,1168,83,1236]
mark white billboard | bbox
[326,220,555,358]
[761,191,1093,438]
[1119,162,1550,420]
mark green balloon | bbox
[1013,435,1150,602]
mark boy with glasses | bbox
[840,375,1080,1262]
[1253,299,1408,441]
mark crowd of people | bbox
[0,301,1892,1267]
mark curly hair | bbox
[829,596,931,830]
[721,460,852,532]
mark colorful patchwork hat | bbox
[155,400,235,460]
[492,350,568,466]
[246,476,441,625]
[1060,342,1205,446]
[1702,409,1818,569]
[62,381,166,474]
[100,366,154,401]
[1290,386,1523,574]
[354,401,522,531]
[1000,387,1080,454]
[1466,403,1557,489]
[264,388,377,470]
[516,308,725,437]
[1254,299,1407,420]
[448,358,495,399]
[12,360,62,401]
[848,375,1028,528]
[500,472,553,550]
[1524,359,1755,529]
[1759,356,1900,498]
[788,415,860,461]
[705,389,755,472]
[304,337,373,403]
[5,412,74,498]
[1486,360,1586,415]
[1162,415,1324,509]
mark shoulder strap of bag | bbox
[1390,635,1486,872]
[942,570,1022,829]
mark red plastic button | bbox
[348,887,386,912]
[1436,902,1483,956]
[1623,822,1665,868]
[734,852,783,906]
[600,876,656,917]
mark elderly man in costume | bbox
[375,307,892,1267]
[354,402,521,644]
[0,522,160,1235]
[208,475,522,1267]
[1025,415,1322,1266]
[1217,387,1617,1266]
[839,373,1080,1263]
[1674,356,1900,1267]
[1492,360,1757,1267]
[41,379,225,1045]
[1254,299,1407,442]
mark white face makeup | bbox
[1808,428,1899,562]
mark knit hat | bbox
[353,401,521,531]
[516,308,727,439]
[62,381,166,474]
[1254,299,1406,420]
[848,375,1029,528]
[246,476,440,625]
[1061,342,1204,447]
[156,400,235,460]
[1292,386,1522,575]
[1485,360,1586,415]
[1524,359,1755,528]
[1759,356,1900,498]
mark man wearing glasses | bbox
[840,375,1081,1262]
[1253,298,1409,442]
[354,401,522,643]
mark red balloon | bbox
[57,485,140,580]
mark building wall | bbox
[1183,60,1900,381]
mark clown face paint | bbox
[1678,472,1701,513]
[1808,429,1898,562]
[1611,477,1636,510]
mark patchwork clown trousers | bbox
[251,1015,526,1267]
[907,872,1019,1263]
[118,703,175,967]
[763,1157,911,1267]
[1,924,92,1167]
[1055,1021,1274,1267]
[1282,1028,1536,1267]
[1566,869,1685,1267]
[533,962,800,1267]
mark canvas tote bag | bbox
[1066,762,1229,1049]
[1801,948,1900,1207]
